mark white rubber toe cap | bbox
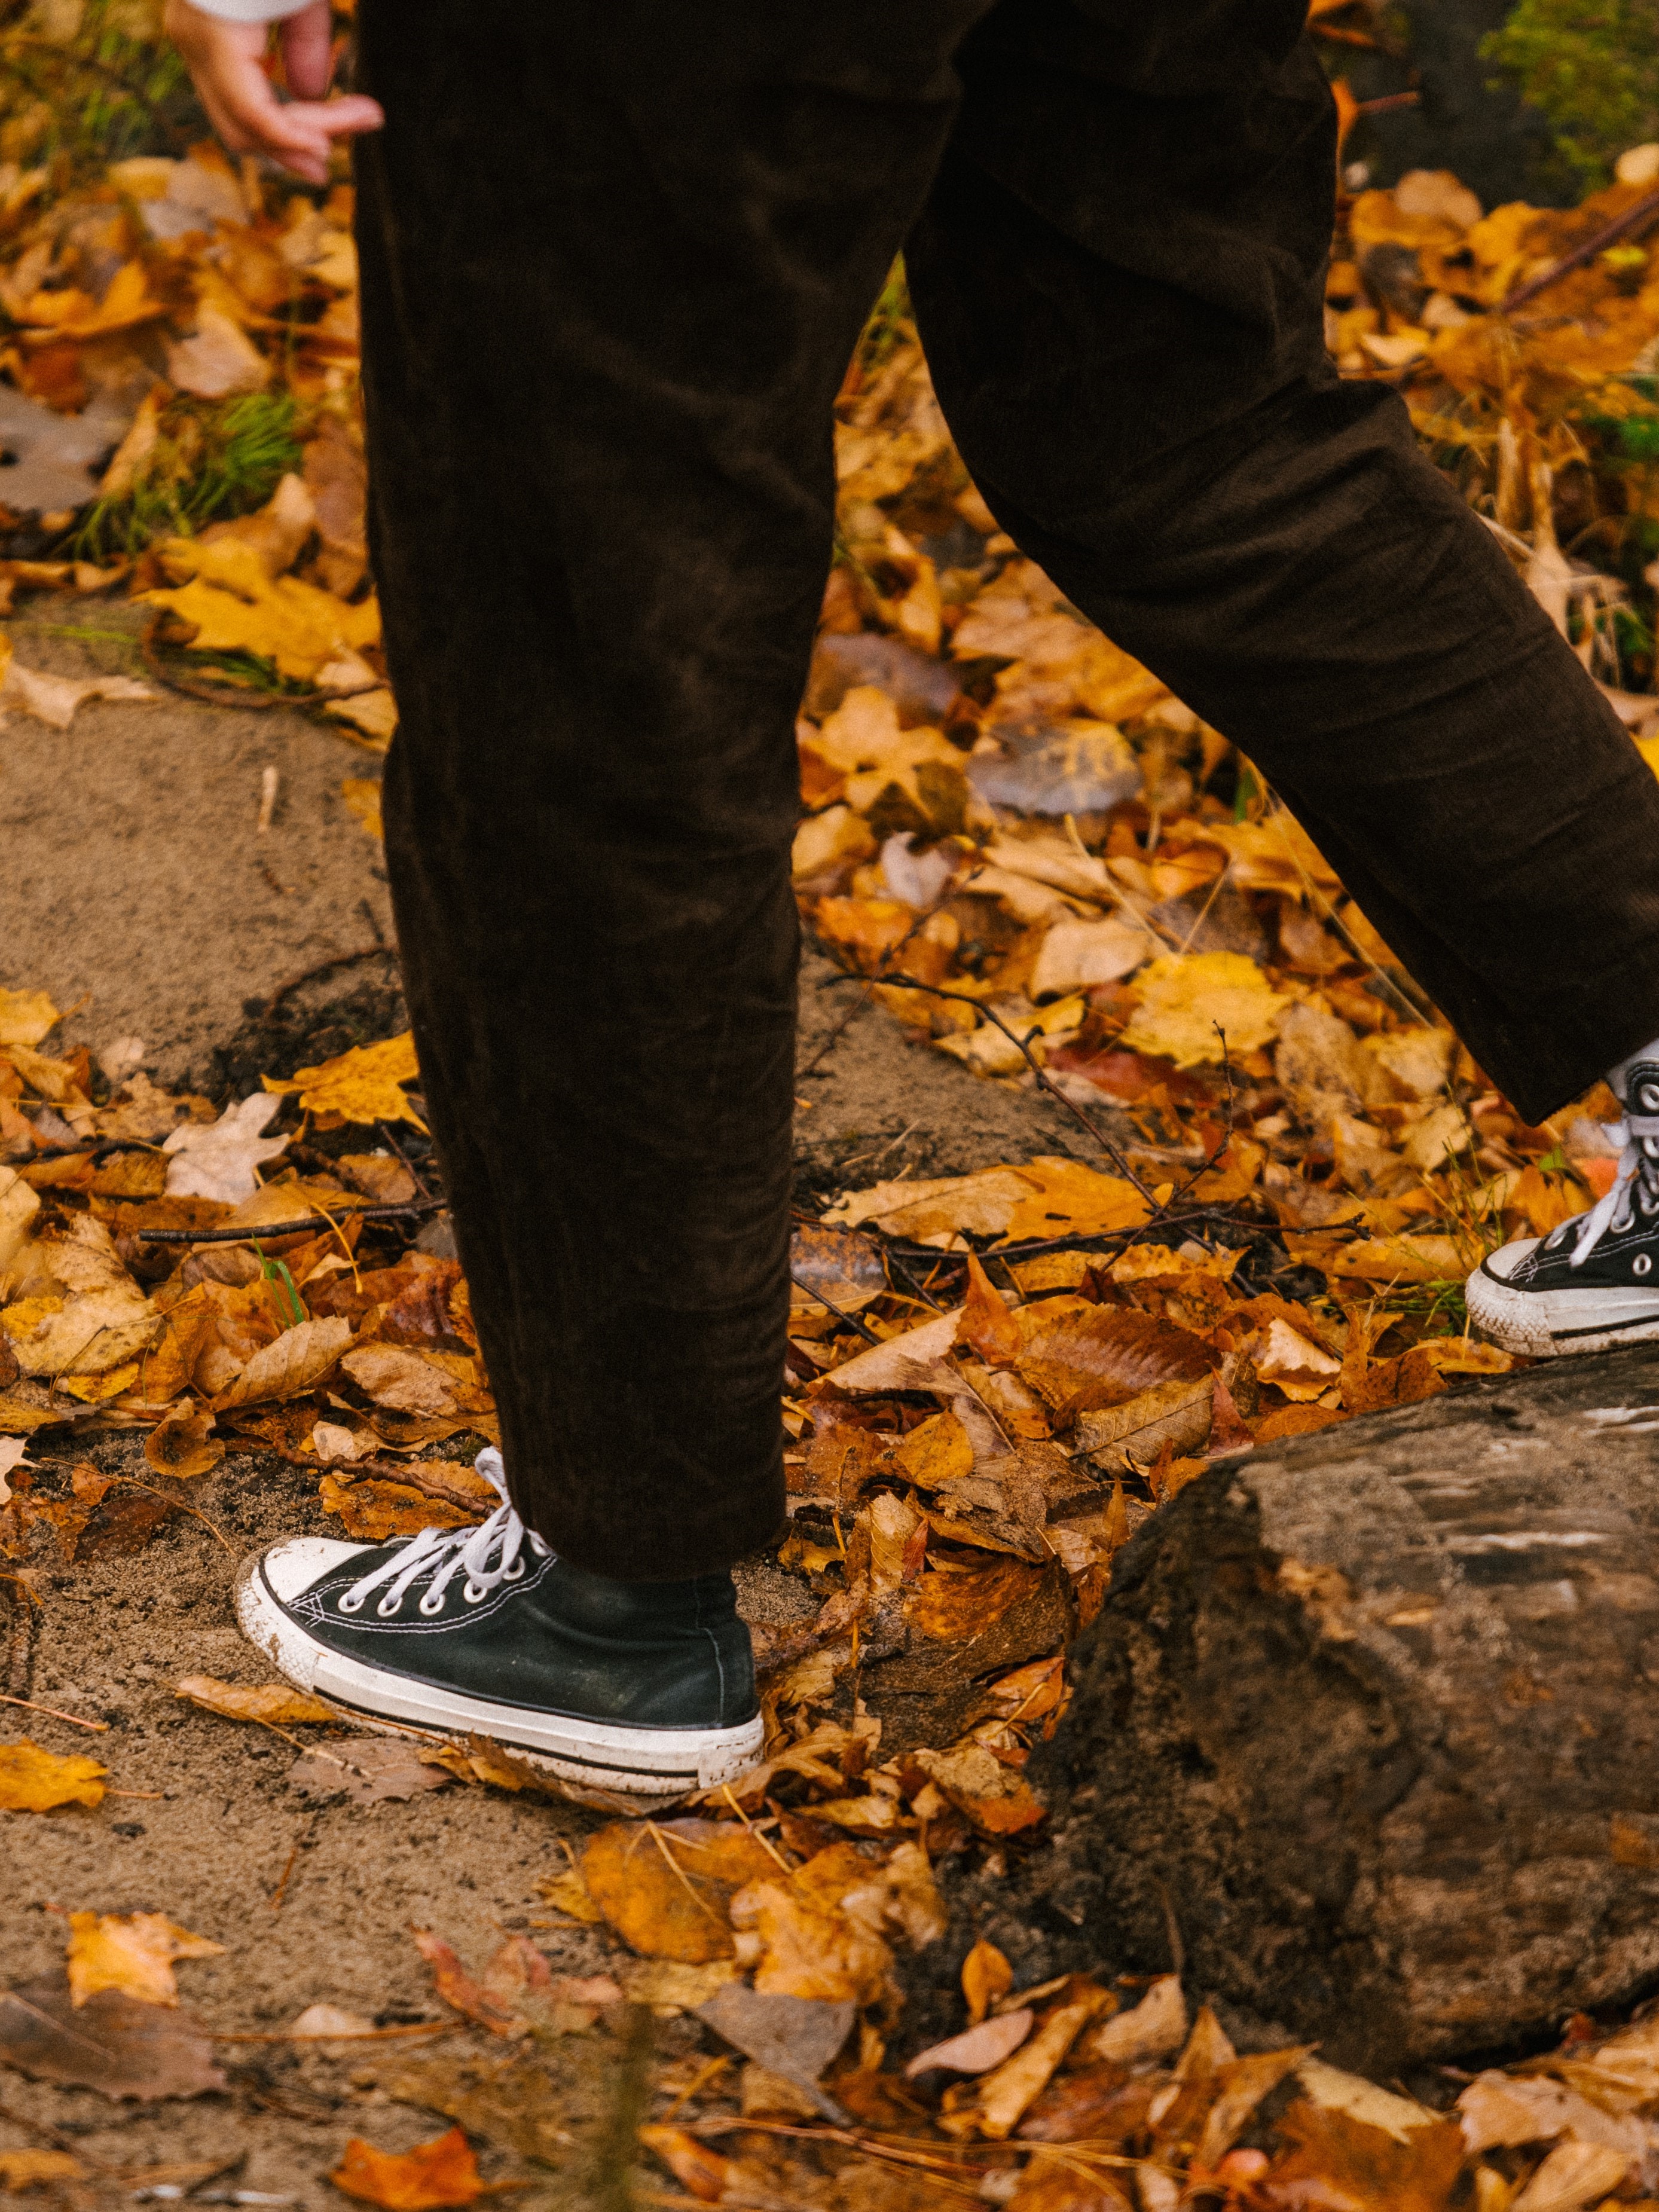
[1480,1236,1539,1284]
[255,1535,368,1601]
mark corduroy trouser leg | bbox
[353,0,1659,1578]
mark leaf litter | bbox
[2,29,1659,2212]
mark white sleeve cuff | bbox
[186,0,317,18]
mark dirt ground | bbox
[0,601,1083,2204]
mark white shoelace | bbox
[1569,1110,1659,1268]
[336,1449,549,1621]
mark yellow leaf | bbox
[319,1475,479,1541]
[66,1911,224,2008]
[537,1865,603,1924]
[1120,952,1290,1070]
[262,1032,422,1129]
[173,1674,336,1725]
[143,1410,225,1479]
[1000,1157,1150,1241]
[142,536,380,683]
[1335,1235,1465,1285]
[0,988,57,1048]
[890,1409,974,1489]
[342,776,384,839]
[0,1740,106,1812]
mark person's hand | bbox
[163,1,383,187]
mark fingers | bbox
[278,1,335,103]
[163,0,383,187]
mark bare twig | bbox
[0,1691,106,1731]
[789,1273,882,1346]
[138,1203,430,1244]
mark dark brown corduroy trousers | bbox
[352,0,1659,1580]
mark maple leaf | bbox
[142,534,380,683]
[262,1032,423,1128]
[329,2127,487,2211]
[66,1912,224,2009]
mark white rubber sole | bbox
[235,1551,765,1799]
[1466,1250,1659,1359]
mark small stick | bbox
[138,1203,429,1244]
[256,764,279,836]
[0,1691,107,1732]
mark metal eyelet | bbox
[503,1557,525,1582]
[463,1579,488,1604]
[337,1590,366,1614]
[418,1589,445,1617]
[375,1593,402,1618]
[1637,1253,1653,1277]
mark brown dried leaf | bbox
[728,1873,895,2007]
[911,1744,1045,1837]
[288,1737,457,1804]
[143,1410,225,1480]
[1264,2101,1469,2212]
[212,1315,352,1410]
[0,1977,226,2100]
[977,1983,1115,2138]
[1086,1975,1187,2067]
[340,1342,456,1416]
[1074,1374,1214,1468]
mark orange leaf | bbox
[959,1254,1022,1367]
[962,1936,1014,2027]
[638,2127,739,2205]
[410,1929,520,2037]
[581,1819,780,1964]
[174,1674,336,1727]
[329,2127,487,2210]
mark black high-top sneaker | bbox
[235,1450,763,1797]
[1467,1061,1659,1358]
